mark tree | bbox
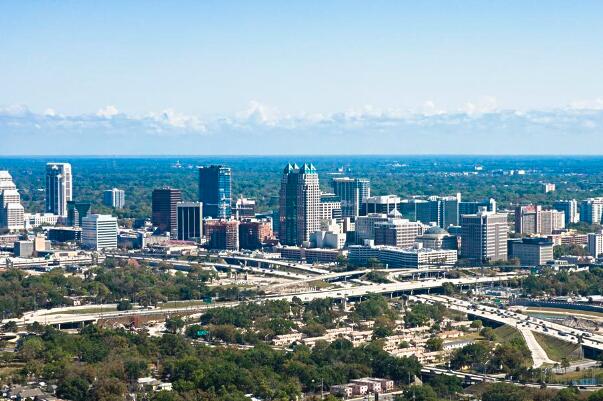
[561,357,570,374]
[425,375,463,398]
[395,385,438,401]
[481,327,497,341]
[481,383,531,401]
[450,342,490,370]
[124,357,148,382]
[425,336,443,352]
[117,299,132,311]
[588,390,603,401]
[442,282,457,295]
[165,316,185,334]
[2,321,17,332]
[372,317,395,339]
[57,376,91,401]
[89,377,127,401]
[553,387,581,401]
[470,320,483,330]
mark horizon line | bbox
[2,154,603,158]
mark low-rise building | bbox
[349,243,457,268]
[508,237,554,266]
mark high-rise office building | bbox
[319,193,342,222]
[553,200,579,226]
[361,195,400,216]
[176,202,203,241]
[279,163,320,246]
[151,187,182,235]
[355,213,389,244]
[45,162,72,217]
[514,205,565,235]
[374,218,424,248]
[234,197,256,219]
[587,231,603,258]
[67,200,91,227]
[0,170,24,231]
[508,237,554,266]
[331,177,370,218]
[82,214,118,251]
[580,198,603,225]
[103,188,125,209]
[459,198,497,216]
[412,194,461,228]
[460,210,508,263]
[198,165,232,219]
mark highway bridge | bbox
[414,294,603,358]
[5,274,517,328]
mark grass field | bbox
[47,306,118,315]
[493,324,524,343]
[525,307,603,319]
[533,332,582,362]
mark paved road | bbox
[414,294,603,353]
[518,326,556,367]
[4,275,517,327]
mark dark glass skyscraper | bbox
[198,165,232,219]
[67,200,92,227]
[152,187,182,235]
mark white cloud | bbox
[2,102,603,154]
[461,96,498,115]
[568,98,603,110]
[237,100,280,125]
[96,105,120,117]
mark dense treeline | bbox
[4,156,603,220]
[6,326,421,401]
[6,325,603,401]
[522,267,603,297]
[0,261,222,319]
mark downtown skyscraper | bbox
[279,163,320,246]
[45,162,72,217]
[152,187,182,236]
[460,209,508,263]
[0,170,24,231]
[331,177,370,218]
[198,165,232,219]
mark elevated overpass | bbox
[6,274,517,328]
[414,294,603,358]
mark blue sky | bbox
[1,1,603,154]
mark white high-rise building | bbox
[588,232,603,258]
[103,188,125,209]
[461,209,508,263]
[82,214,117,251]
[279,163,320,246]
[45,162,72,217]
[580,198,603,225]
[0,171,25,231]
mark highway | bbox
[421,366,603,391]
[413,294,603,354]
[223,255,330,274]
[4,274,517,328]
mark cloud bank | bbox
[1,101,603,155]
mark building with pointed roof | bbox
[0,170,24,231]
[279,162,320,246]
